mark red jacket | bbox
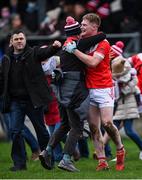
[44,75,61,125]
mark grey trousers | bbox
[49,72,90,155]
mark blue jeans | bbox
[101,126,112,158]
[105,143,112,158]
[23,124,39,153]
[4,113,39,152]
[9,100,49,167]
[78,137,89,158]
[48,122,63,161]
[114,119,142,150]
[2,113,11,140]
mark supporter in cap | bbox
[110,41,124,60]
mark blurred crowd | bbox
[0,0,142,57]
[0,0,142,35]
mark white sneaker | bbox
[110,157,117,162]
[139,151,142,160]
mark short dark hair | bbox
[10,29,26,38]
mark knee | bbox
[89,123,99,134]
[60,124,70,133]
[71,128,83,139]
[103,121,114,131]
[11,131,22,139]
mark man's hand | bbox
[52,40,62,48]
[63,41,77,53]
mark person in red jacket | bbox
[127,53,142,117]
[44,72,63,162]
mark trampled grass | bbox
[0,138,142,179]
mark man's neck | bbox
[14,49,23,55]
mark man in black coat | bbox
[0,30,61,171]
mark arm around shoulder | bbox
[77,33,106,52]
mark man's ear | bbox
[92,24,98,31]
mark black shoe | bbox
[39,150,54,170]
[58,159,80,172]
[9,165,27,172]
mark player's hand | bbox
[63,41,77,53]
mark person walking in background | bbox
[128,53,142,115]
[64,13,125,171]
[1,112,40,161]
[0,36,40,162]
[0,30,61,171]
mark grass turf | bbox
[0,138,142,179]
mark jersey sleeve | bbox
[94,40,110,59]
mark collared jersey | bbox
[85,39,113,88]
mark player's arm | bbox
[73,49,103,67]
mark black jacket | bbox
[0,44,60,112]
[58,33,106,72]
